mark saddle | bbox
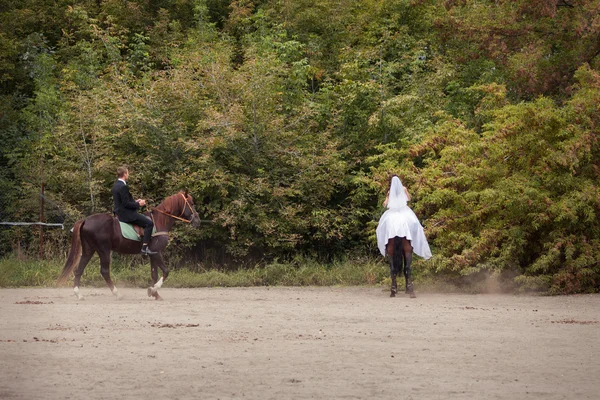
[114,216,163,241]
[116,219,144,241]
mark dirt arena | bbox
[0,287,599,399]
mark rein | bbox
[151,193,194,224]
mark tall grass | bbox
[0,255,393,288]
[0,254,524,293]
[0,257,64,287]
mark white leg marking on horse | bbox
[154,277,164,289]
[74,286,83,300]
[112,286,124,300]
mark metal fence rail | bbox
[0,187,68,258]
[0,222,64,228]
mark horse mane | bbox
[157,191,191,213]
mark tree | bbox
[433,0,600,100]
[403,65,600,293]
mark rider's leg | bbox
[131,214,156,255]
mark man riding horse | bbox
[112,166,157,255]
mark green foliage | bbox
[405,66,600,293]
[434,0,600,100]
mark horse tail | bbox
[393,237,403,273]
[57,220,84,285]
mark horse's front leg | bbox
[148,257,158,295]
[147,253,169,301]
[390,261,398,297]
[146,237,168,300]
[98,250,123,300]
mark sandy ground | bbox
[0,287,599,400]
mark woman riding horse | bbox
[376,175,432,298]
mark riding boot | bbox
[141,243,158,255]
[141,223,157,255]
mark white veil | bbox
[386,176,408,209]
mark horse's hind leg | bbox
[73,242,94,300]
[394,238,405,293]
[401,238,416,298]
[387,238,400,297]
[98,250,122,300]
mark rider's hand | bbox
[137,199,146,207]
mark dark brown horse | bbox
[57,191,201,300]
[387,236,416,298]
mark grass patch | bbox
[0,254,537,294]
[0,254,391,288]
[166,258,389,288]
[0,257,63,287]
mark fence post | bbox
[39,182,44,259]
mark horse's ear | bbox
[184,189,189,197]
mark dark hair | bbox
[117,166,129,178]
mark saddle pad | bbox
[119,221,142,241]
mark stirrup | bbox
[141,247,158,255]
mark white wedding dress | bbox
[376,176,432,259]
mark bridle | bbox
[152,193,196,223]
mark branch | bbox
[557,0,575,8]
[589,46,600,64]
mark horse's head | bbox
[180,190,201,227]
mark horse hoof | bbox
[111,289,124,300]
[147,287,154,297]
[409,292,416,299]
[390,290,396,298]
[154,294,163,301]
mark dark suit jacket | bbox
[112,180,140,222]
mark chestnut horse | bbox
[387,236,415,298]
[57,191,201,300]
